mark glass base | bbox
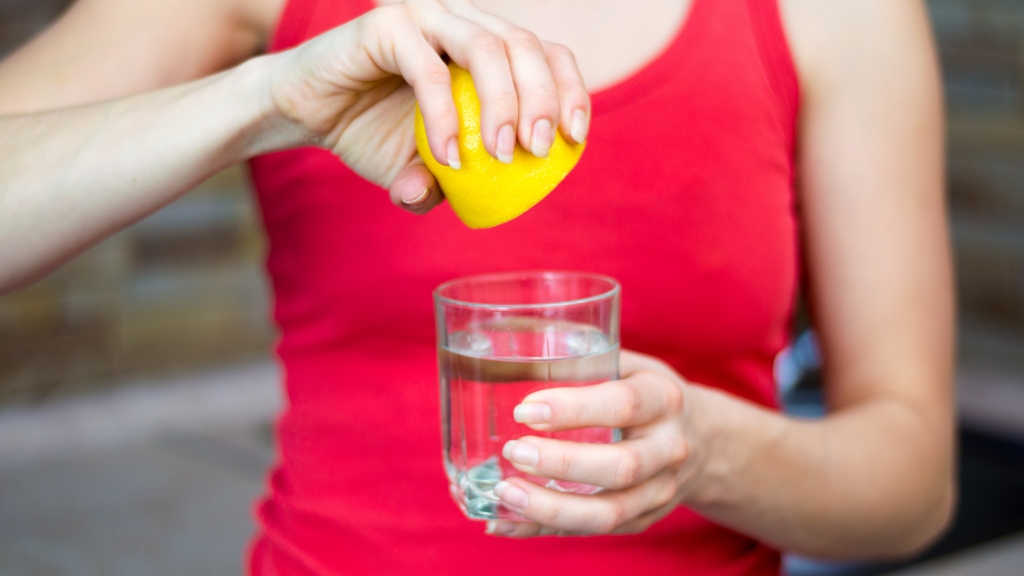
[450,455,612,522]
[453,457,523,521]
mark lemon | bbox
[414,64,586,229]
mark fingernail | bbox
[497,124,515,164]
[531,119,552,158]
[570,109,588,143]
[514,402,551,424]
[446,138,461,170]
[503,440,539,467]
[494,481,529,510]
[486,520,516,536]
[401,186,431,206]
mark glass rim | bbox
[433,270,621,310]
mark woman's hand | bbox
[487,350,702,537]
[264,0,590,214]
[0,0,589,293]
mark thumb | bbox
[389,156,446,215]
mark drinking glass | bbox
[434,271,621,521]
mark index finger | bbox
[514,370,684,431]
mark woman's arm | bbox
[767,0,954,554]
[0,61,281,293]
[0,0,282,113]
[487,0,954,560]
[0,0,284,291]
[0,2,592,294]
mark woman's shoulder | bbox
[779,0,938,97]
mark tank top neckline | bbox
[588,0,701,115]
[268,0,703,117]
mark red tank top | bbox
[248,0,799,574]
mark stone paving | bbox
[0,430,269,576]
[0,363,279,576]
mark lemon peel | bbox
[414,63,586,229]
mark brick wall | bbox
[931,0,1024,368]
[0,167,274,405]
[1,1,1022,405]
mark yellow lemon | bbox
[414,64,586,229]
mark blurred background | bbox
[2,0,1024,574]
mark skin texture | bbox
[0,0,954,561]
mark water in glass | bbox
[439,317,619,521]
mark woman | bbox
[0,0,954,574]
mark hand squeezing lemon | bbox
[414,64,587,229]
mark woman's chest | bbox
[254,96,798,361]
[256,0,799,365]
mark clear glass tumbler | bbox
[434,271,621,521]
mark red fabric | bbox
[247,0,800,574]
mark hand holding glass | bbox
[435,271,621,521]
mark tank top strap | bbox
[269,0,377,52]
[744,0,800,146]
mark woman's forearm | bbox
[0,55,297,294]
[684,384,955,559]
[0,3,595,296]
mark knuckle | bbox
[536,500,565,527]
[566,86,590,107]
[597,502,626,534]
[546,446,573,478]
[527,85,561,112]
[663,379,685,415]
[652,475,678,509]
[656,486,677,510]
[504,27,542,51]
[418,63,453,90]
[612,381,643,423]
[470,31,505,55]
[494,90,520,112]
[635,369,662,386]
[546,42,575,61]
[612,449,643,488]
[668,433,689,467]
[484,91,520,121]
